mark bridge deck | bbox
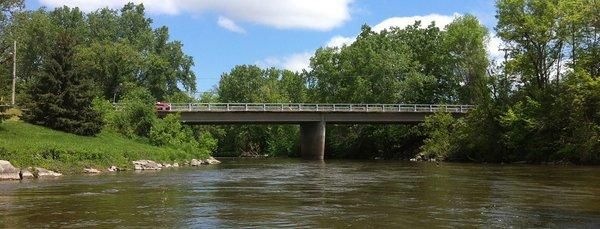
[160,103,473,124]
[167,103,473,113]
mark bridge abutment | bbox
[300,121,326,160]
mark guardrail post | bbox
[227,104,230,111]
[263,104,266,111]
[366,104,369,112]
[350,104,353,111]
[333,104,336,111]
[398,104,401,112]
[208,104,211,111]
[281,104,284,111]
[316,104,319,111]
[460,105,463,113]
[414,105,417,112]
[429,105,433,112]
[245,104,248,111]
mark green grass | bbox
[0,121,207,174]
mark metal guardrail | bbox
[164,103,474,113]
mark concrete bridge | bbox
[159,103,473,160]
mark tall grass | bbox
[0,121,209,173]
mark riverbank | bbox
[0,121,213,174]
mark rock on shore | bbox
[84,168,101,174]
[34,167,63,178]
[1,160,63,180]
[189,157,221,166]
[205,156,221,165]
[133,160,163,170]
[190,159,203,166]
[0,160,20,180]
[21,170,34,179]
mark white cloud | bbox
[256,52,313,72]
[282,52,313,72]
[487,35,505,61]
[372,13,461,32]
[38,0,353,31]
[217,16,246,34]
[254,57,281,69]
[326,36,356,48]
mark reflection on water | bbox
[1,158,599,228]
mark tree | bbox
[0,0,23,100]
[22,32,103,136]
[444,14,490,104]
[496,0,568,90]
[75,41,142,100]
[9,3,197,103]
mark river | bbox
[1,158,599,228]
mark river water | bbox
[1,158,599,228]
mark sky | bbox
[25,0,501,93]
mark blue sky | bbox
[26,0,500,93]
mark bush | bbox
[108,88,156,138]
[420,112,464,161]
[149,113,213,159]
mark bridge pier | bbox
[300,121,326,160]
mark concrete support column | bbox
[300,121,326,160]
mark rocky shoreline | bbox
[0,160,63,180]
[131,157,221,171]
[0,157,221,181]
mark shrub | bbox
[420,112,464,160]
[108,88,156,138]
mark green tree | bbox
[216,65,304,157]
[496,0,568,90]
[445,14,490,104]
[22,32,102,136]
[0,0,23,101]
[75,41,141,101]
[9,3,197,103]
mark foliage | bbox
[303,16,490,158]
[3,3,196,103]
[149,113,211,159]
[0,2,216,170]
[106,87,156,138]
[215,65,304,157]
[22,32,103,136]
[0,0,23,103]
[420,112,463,160]
[94,88,215,159]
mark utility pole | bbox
[11,40,16,106]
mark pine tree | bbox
[23,32,103,136]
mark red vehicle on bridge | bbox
[155,102,171,111]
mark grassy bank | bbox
[0,121,208,174]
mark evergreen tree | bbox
[23,32,102,136]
